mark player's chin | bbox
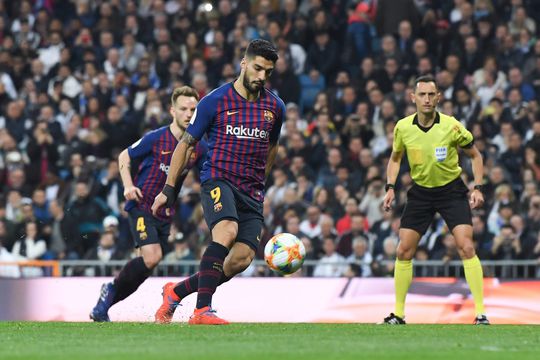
[251,83,263,91]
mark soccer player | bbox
[381,75,490,325]
[152,39,284,325]
[90,86,206,322]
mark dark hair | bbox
[413,75,438,91]
[245,39,278,63]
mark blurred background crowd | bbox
[1,0,540,278]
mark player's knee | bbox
[142,252,162,269]
[396,245,414,260]
[229,254,254,274]
[458,242,476,259]
[214,221,238,245]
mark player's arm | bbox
[119,134,155,202]
[151,133,198,215]
[455,119,484,209]
[265,143,279,179]
[118,149,143,202]
[383,123,404,211]
[266,101,285,179]
[383,150,403,211]
[152,97,214,215]
[462,144,485,209]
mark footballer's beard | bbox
[175,117,187,131]
[243,73,264,95]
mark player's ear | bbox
[410,90,415,103]
[169,105,174,118]
[240,57,246,70]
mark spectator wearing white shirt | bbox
[346,236,373,277]
[299,205,322,239]
[313,237,347,277]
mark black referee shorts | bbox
[400,177,472,235]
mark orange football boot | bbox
[154,282,181,324]
[188,306,230,325]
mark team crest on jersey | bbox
[214,202,223,212]
[264,110,274,123]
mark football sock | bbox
[112,257,152,305]
[394,259,413,318]
[196,242,229,309]
[173,272,232,299]
[462,255,485,316]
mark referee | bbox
[381,75,489,325]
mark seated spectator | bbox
[11,221,47,277]
[313,237,347,277]
[371,237,397,277]
[0,236,21,278]
[346,235,373,277]
[163,233,196,276]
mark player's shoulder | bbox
[132,126,167,145]
[396,113,416,128]
[439,112,466,131]
[264,88,286,114]
[264,88,285,105]
[144,126,169,139]
[439,112,460,124]
[201,82,232,102]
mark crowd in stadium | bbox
[1,0,540,278]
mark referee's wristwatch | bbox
[473,184,483,193]
[385,183,395,192]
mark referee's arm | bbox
[383,150,403,211]
[461,145,483,186]
[461,144,485,209]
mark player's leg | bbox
[383,186,433,324]
[90,211,159,322]
[113,243,161,302]
[188,180,238,325]
[167,241,255,301]
[452,224,488,324]
[390,228,421,322]
[438,180,488,324]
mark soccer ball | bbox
[264,233,306,275]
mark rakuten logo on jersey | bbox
[159,163,170,174]
[225,125,269,140]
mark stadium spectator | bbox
[313,237,347,277]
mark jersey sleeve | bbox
[392,122,404,152]
[186,95,217,140]
[269,98,286,145]
[127,131,156,159]
[452,118,474,148]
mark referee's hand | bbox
[469,190,484,209]
[383,190,394,212]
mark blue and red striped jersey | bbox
[125,126,207,220]
[186,82,285,202]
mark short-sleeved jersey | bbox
[186,82,285,202]
[125,126,207,220]
[393,112,473,188]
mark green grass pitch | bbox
[1,322,539,360]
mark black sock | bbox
[174,271,232,299]
[174,273,199,299]
[112,257,152,305]
[196,242,229,309]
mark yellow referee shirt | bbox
[393,112,474,188]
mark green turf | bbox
[0,323,539,360]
